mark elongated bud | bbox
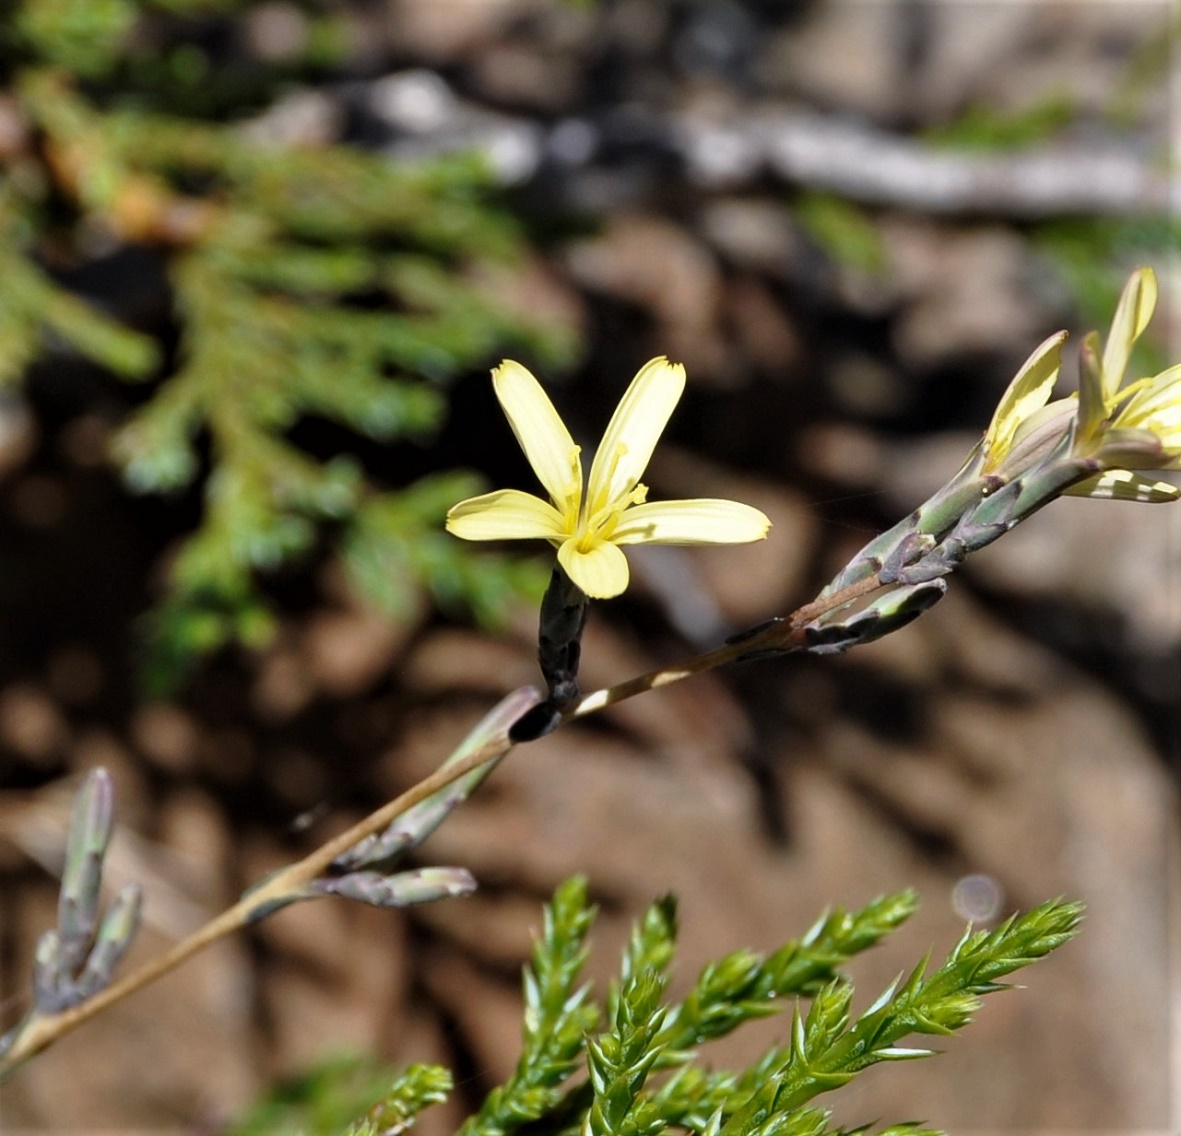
[32,930,66,1012]
[820,462,986,597]
[510,566,588,741]
[334,686,539,871]
[24,771,145,1014]
[74,884,143,1002]
[58,770,115,971]
[804,580,947,654]
[312,867,477,908]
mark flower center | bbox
[575,481,648,551]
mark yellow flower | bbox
[446,357,771,598]
[980,268,1180,503]
[1068,267,1181,502]
[1105,364,1181,462]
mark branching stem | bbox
[0,734,509,1075]
[0,574,887,1077]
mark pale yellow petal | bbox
[1101,267,1157,400]
[982,331,1066,468]
[446,489,567,541]
[1004,397,1075,458]
[586,357,685,515]
[557,537,630,598]
[612,499,771,545]
[1114,363,1181,399]
[1115,365,1181,432]
[1066,469,1179,503]
[492,360,582,511]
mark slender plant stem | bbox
[786,575,882,630]
[0,574,886,1077]
[570,576,879,718]
[0,733,510,1075]
[572,629,797,718]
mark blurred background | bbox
[0,0,1177,1130]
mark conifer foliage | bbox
[2,0,573,686]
